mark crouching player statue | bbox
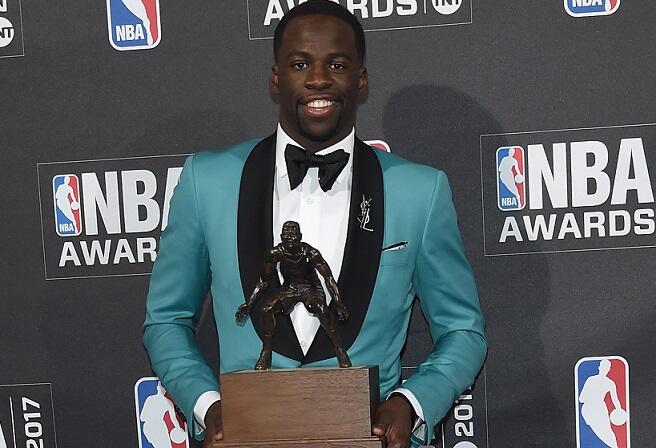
[235,220,352,370]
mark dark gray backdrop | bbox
[1,1,653,447]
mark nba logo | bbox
[565,0,620,17]
[496,146,526,211]
[52,174,82,236]
[575,356,630,448]
[135,377,189,448]
[107,0,161,51]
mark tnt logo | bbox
[107,0,161,51]
[53,175,82,236]
[0,16,14,48]
[135,378,189,448]
[565,0,620,17]
[496,146,526,211]
[575,356,630,448]
[432,0,463,15]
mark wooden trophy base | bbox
[217,436,383,447]
[217,366,384,447]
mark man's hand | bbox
[336,302,349,321]
[235,303,251,325]
[372,395,413,448]
[203,400,223,447]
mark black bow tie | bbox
[284,144,350,192]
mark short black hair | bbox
[273,0,366,63]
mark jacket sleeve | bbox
[143,154,218,438]
[402,170,487,442]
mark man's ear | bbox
[358,66,368,97]
[270,64,280,95]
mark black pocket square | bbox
[382,241,408,252]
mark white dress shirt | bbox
[193,125,424,433]
[273,124,354,353]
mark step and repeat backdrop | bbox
[1,1,654,447]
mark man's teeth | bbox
[307,99,335,108]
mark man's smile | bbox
[299,96,340,119]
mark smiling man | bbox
[143,1,486,448]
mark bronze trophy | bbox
[217,221,383,447]
[235,220,351,370]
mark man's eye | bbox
[293,62,309,70]
[329,62,345,70]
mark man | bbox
[143,1,486,447]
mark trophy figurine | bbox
[235,220,352,370]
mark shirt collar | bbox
[275,123,355,185]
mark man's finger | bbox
[204,430,223,447]
[372,424,407,448]
[373,405,392,435]
[372,411,392,436]
[371,422,387,436]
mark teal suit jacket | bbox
[143,135,486,444]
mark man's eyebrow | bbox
[327,52,353,61]
[284,51,311,59]
[283,51,354,61]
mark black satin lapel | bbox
[237,133,303,362]
[304,138,384,364]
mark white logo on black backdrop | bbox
[481,123,656,256]
[0,383,58,448]
[247,0,472,40]
[37,155,188,280]
[0,0,23,58]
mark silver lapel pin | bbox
[358,194,374,232]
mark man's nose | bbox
[304,65,333,90]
